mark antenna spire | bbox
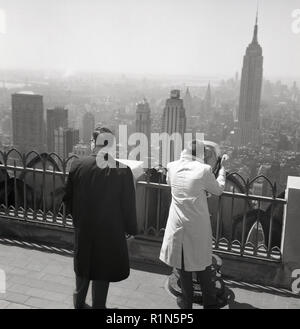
[252,4,259,43]
[256,1,259,25]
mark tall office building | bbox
[183,88,193,118]
[162,90,186,136]
[82,112,95,144]
[291,81,299,103]
[54,127,79,159]
[203,83,212,114]
[47,107,68,153]
[161,90,186,162]
[12,92,45,154]
[183,88,193,130]
[136,98,151,164]
[236,13,263,146]
[136,98,151,140]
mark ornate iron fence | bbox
[0,149,78,228]
[137,171,287,262]
[0,149,287,262]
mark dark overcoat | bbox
[63,155,137,282]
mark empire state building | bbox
[236,13,263,146]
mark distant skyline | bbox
[0,0,299,79]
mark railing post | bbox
[135,180,147,234]
[241,179,250,255]
[215,196,222,249]
[282,176,300,290]
[155,180,162,237]
[228,187,235,251]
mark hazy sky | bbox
[0,0,299,78]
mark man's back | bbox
[167,159,210,199]
[160,149,226,273]
[64,155,137,281]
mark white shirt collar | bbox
[180,149,204,163]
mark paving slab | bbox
[0,244,299,309]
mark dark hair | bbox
[92,127,114,146]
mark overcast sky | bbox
[0,0,299,79]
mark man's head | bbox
[189,139,220,166]
[91,127,115,152]
[203,141,220,168]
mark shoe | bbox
[204,296,228,309]
[217,295,228,309]
[83,303,92,309]
[74,303,92,309]
[176,297,192,309]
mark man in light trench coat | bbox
[160,139,227,309]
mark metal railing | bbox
[136,172,287,262]
[0,149,77,229]
[0,149,287,262]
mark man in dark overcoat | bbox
[63,127,137,309]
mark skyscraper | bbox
[12,92,45,154]
[183,88,193,130]
[203,83,212,114]
[47,107,68,153]
[291,81,299,104]
[54,127,79,159]
[162,90,186,162]
[136,98,151,141]
[162,90,186,137]
[183,88,193,118]
[82,112,95,144]
[136,98,151,164]
[236,12,263,146]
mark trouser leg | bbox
[92,280,110,309]
[197,266,217,309]
[73,276,90,309]
[177,269,193,309]
[177,249,193,309]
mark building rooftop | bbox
[0,243,299,309]
[15,91,36,95]
[12,91,43,98]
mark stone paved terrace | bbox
[0,243,300,309]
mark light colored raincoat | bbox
[159,150,226,272]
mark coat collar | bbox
[180,149,204,163]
